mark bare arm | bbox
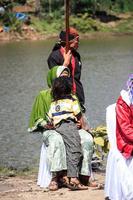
[63,50,72,67]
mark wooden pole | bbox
[65,0,70,53]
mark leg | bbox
[56,122,82,178]
[78,129,94,185]
[56,122,88,190]
[42,130,67,190]
[79,129,94,176]
[43,130,67,172]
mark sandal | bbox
[68,179,88,191]
[58,176,70,188]
[49,179,58,191]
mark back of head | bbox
[59,27,79,43]
[52,77,72,101]
[52,27,79,50]
[47,66,70,88]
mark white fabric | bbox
[37,143,52,188]
[104,104,133,200]
[121,90,130,106]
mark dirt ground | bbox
[0,172,105,200]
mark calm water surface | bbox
[0,36,133,168]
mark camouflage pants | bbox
[43,129,93,176]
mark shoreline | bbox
[0,30,133,43]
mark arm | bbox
[28,90,52,132]
[47,48,71,69]
[47,50,64,69]
[72,97,82,128]
[72,95,90,131]
[63,50,72,67]
[47,54,59,69]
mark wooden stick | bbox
[65,0,70,53]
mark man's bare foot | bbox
[48,177,58,191]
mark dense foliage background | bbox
[0,0,133,34]
[1,0,133,14]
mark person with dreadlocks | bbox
[47,27,85,113]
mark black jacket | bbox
[47,44,85,111]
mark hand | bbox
[63,50,72,67]
[80,115,91,132]
[76,120,82,129]
[44,122,54,130]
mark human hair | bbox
[52,77,72,101]
[59,27,79,43]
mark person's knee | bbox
[53,132,65,147]
[79,129,94,147]
[86,135,94,147]
[43,130,64,147]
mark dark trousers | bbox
[56,121,83,177]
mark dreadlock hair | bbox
[52,77,72,101]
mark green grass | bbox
[30,14,133,35]
[114,18,133,33]
[31,16,64,34]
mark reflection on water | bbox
[0,36,133,168]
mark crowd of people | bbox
[28,27,133,197]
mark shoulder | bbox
[116,96,129,111]
[48,48,62,58]
[39,89,51,99]
[117,96,123,104]
[40,89,50,95]
[117,90,130,107]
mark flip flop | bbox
[58,176,70,188]
[68,181,88,191]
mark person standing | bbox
[116,74,133,158]
[105,74,133,200]
[47,27,85,113]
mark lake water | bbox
[0,36,133,168]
